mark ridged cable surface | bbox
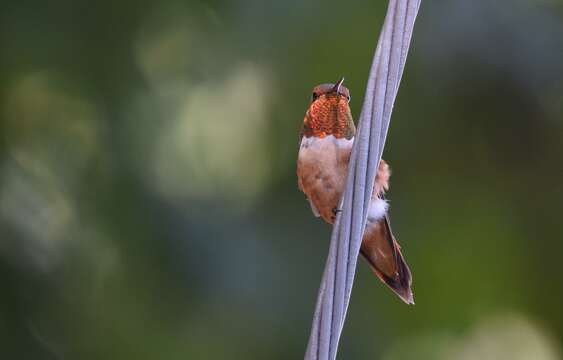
[304,1,422,359]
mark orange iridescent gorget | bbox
[301,91,355,140]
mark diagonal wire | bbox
[304,1,422,359]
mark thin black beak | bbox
[332,77,345,94]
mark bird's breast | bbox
[297,135,353,223]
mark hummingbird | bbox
[297,78,414,304]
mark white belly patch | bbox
[299,135,353,152]
[368,198,388,221]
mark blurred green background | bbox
[1,0,562,359]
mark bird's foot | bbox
[331,207,342,221]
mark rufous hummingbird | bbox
[297,78,414,304]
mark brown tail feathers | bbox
[360,215,414,304]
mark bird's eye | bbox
[311,92,319,101]
[347,95,351,102]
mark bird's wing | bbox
[297,135,319,217]
[308,198,321,217]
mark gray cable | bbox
[304,1,422,359]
